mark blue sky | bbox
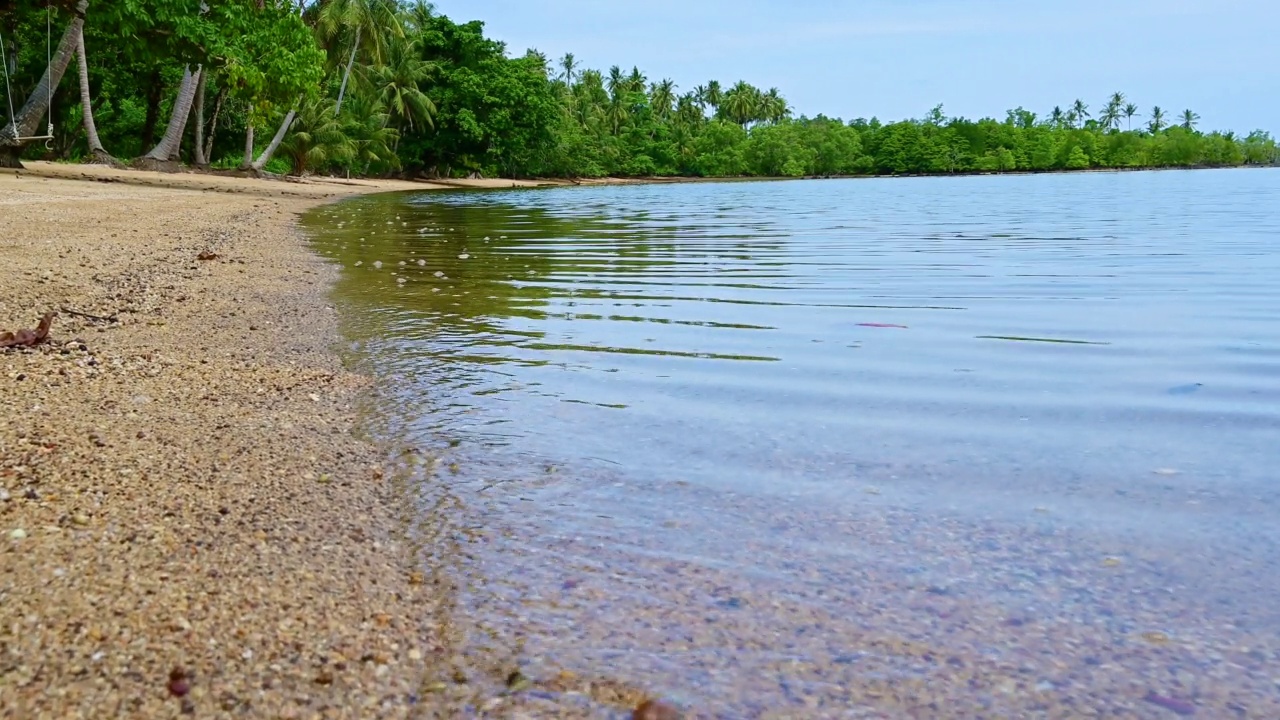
[429,0,1279,133]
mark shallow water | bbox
[305,169,1280,717]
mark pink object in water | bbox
[857,323,908,329]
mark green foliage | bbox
[2,0,1272,176]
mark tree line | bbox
[2,0,1276,177]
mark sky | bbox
[428,0,1280,133]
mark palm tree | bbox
[675,92,703,128]
[692,84,708,111]
[649,79,676,120]
[761,87,788,124]
[559,52,578,87]
[1123,103,1139,131]
[1101,91,1124,131]
[73,25,112,163]
[403,0,435,34]
[722,80,761,128]
[1071,98,1090,128]
[1049,106,1065,128]
[318,0,403,115]
[277,96,355,175]
[704,80,723,113]
[1180,109,1200,131]
[143,65,203,163]
[625,66,646,94]
[606,66,625,101]
[342,92,399,175]
[1148,106,1167,133]
[361,37,437,135]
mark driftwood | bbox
[0,311,56,349]
[60,306,117,323]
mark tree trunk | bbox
[142,65,201,162]
[0,0,90,168]
[334,26,360,116]
[192,69,208,166]
[250,105,298,172]
[202,86,226,165]
[74,25,113,164]
[140,71,163,150]
[240,124,254,169]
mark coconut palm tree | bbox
[1180,109,1200,131]
[722,81,761,128]
[1123,102,1139,131]
[349,96,400,175]
[704,80,723,113]
[1071,98,1090,128]
[692,84,708,111]
[143,65,203,163]
[675,92,703,128]
[649,79,676,120]
[625,66,646,94]
[318,0,403,115]
[606,65,625,101]
[761,87,788,124]
[1148,106,1167,133]
[1049,106,1065,128]
[1101,91,1125,131]
[559,52,577,87]
[361,37,436,134]
[73,25,112,163]
[277,95,355,175]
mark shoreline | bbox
[11,159,1274,204]
[0,167,528,717]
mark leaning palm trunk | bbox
[74,25,113,164]
[0,0,89,168]
[249,103,299,172]
[334,27,360,115]
[141,65,201,163]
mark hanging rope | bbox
[1,26,16,130]
[44,1,52,142]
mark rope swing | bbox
[0,2,56,147]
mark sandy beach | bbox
[0,163,587,718]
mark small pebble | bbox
[9,528,27,539]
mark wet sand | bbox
[0,165,624,718]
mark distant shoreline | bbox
[12,158,1276,199]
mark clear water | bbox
[305,169,1280,717]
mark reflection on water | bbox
[305,169,1280,716]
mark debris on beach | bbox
[167,667,191,697]
[0,311,56,349]
[197,250,219,261]
[633,699,682,719]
